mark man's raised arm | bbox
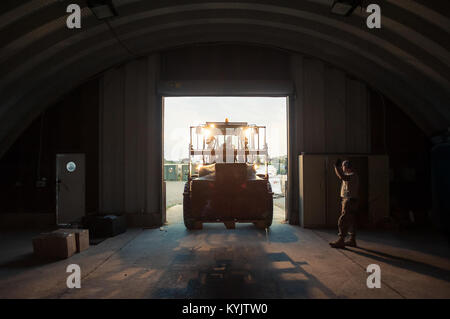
[334,158,352,181]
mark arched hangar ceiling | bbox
[0,0,449,155]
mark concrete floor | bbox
[165,181,186,207]
[0,206,449,299]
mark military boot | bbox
[345,236,357,247]
[329,237,346,248]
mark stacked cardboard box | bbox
[53,229,89,253]
[32,231,77,259]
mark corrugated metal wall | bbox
[99,55,162,226]
[288,54,370,225]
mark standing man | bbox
[330,159,359,248]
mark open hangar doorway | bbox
[163,96,288,227]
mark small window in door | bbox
[66,161,76,172]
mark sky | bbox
[164,97,287,161]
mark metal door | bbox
[56,153,85,224]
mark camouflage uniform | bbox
[338,197,359,238]
[336,166,359,238]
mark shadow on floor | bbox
[0,253,56,271]
[345,247,450,283]
[316,228,450,260]
[152,247,336,298]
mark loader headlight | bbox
[202,128,211,138]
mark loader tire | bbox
[255,182,273,229]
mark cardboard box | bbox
[32,231,76,259]
[53,229,89,252]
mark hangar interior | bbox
[0,0,449,298]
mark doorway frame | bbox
[160,90,292,224]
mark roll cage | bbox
[188,121,268,180]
